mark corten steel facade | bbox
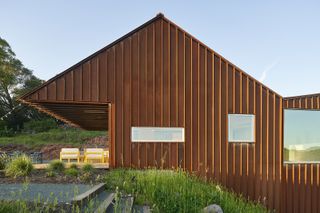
[20,14,319,212]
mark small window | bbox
[131,127,184,142]
[228,114,255,143]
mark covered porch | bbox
[19,100,115,168]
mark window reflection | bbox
[284,109,320,162]
[131,127,184,142]
[228,114,255,143]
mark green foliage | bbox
[0,36,46,131]
[48,160,65,173]
[105,169,267,213]
[69,163,78,169]
[5,154,33,178]
[45,170,55,177]
[82,163,94,173]
[0,128,14,137]
[0,128,105,148]
[23,118,58,133]
[64,168,79,177]
[0,153,10,170]
[80,164,95,182]
[80,172,92,182]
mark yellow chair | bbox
[84,148,105,163]
[60,148,80,163]
[104,150,109,164]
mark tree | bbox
[0,37,45,130]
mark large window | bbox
[284,109,320,163]
[228,114,255,143]
[131,127,184,142]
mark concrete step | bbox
[72,183,106,207]
[132,205,151,213]
[94,192,115,213]
[106,195,134,213]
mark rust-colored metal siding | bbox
[21,14,320,212]
[283,96,320,212]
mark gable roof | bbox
[20,13,282,101]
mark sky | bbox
[1,1,320,97]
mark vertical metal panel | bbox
[283,97,320,213]
[97,52,106,102]
[82,61,91,101]
[24,15,320,212]
[131,32,139,168]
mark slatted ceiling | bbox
[28,102,109,131]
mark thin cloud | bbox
[259,59,280,82]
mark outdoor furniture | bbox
[60,148,80,163]
[104,150,109,164]
[84,148,105,163]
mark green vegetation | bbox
[0,189,99,213]
[23,119,58,133]
[0,153,9,170]
[45,170,55,177]
[64,168,79,177]
[105,169,267,213]
[48,160,65,173]
[284,147,320,162]
[0,128,105,148]
[5,155,33,178]
[69,164,78,169]
[0,36,45,131]
[82,163,94,173]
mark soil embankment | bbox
[0,136,107,160]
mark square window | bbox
[228,114,255,143]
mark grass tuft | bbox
[69,164,78,169]
[82,163,94,173]
[0,153,10,170]
[64,168,79,177]
[48,160,65,173]
[105,169,267,213]
[5,155,33,178]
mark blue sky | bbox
[1,1,320,97]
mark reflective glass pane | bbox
[228,114,255,142]
[131,127,184,142]
[284,109,320,162]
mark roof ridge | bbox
[20,13,163,100]
[21,12,284,100]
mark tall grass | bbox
[0,186,101,213]
[105,169,267,213]
[0,128,105,148]
[5,155,33,178]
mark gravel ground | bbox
[0,183,93,203]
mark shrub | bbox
[70,164,78,169]
[82,163,94,173]
[48,160,65,173]
[0,153,10,170]
[105,169,267,213]
[23,118,58,133]
[64,168,79,177]
[0,128,15,137]
[5,155,33,178]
